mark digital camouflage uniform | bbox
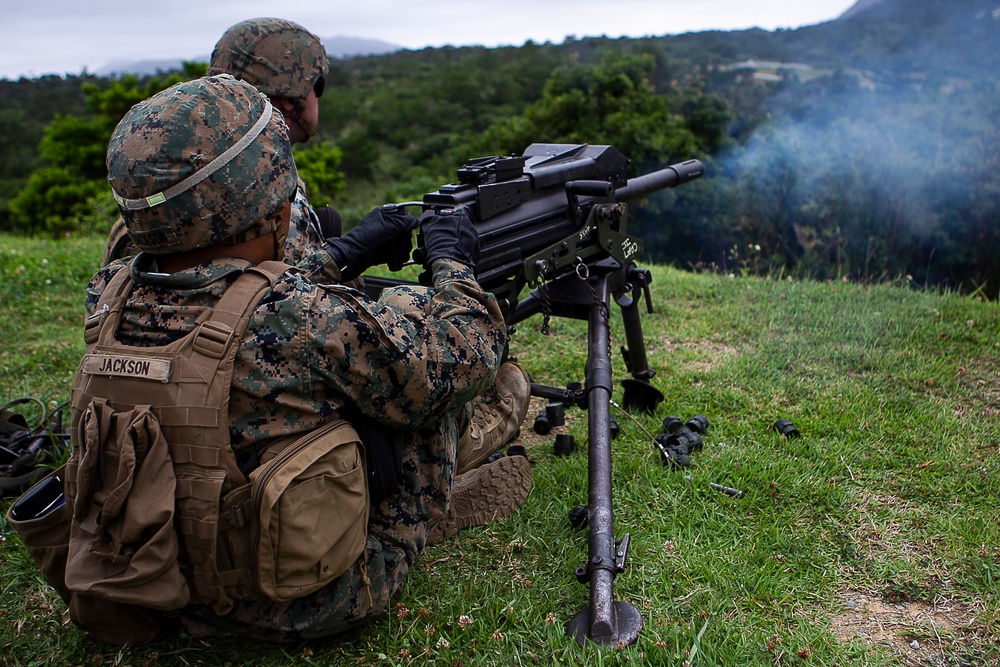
[207,17,333,266]
[86,253,504,639]
[104,18,331,267]
[97,75,508,639]
[283,183,328,265]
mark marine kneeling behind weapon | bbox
[7,74,531,646]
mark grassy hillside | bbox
[1,232,997,666]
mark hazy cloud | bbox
[2,0,858,79]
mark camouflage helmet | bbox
[207,18,329,101]
[107,74,297,254]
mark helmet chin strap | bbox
[219,205,287,258]
[287,98,317,142]
[271,217,288,261]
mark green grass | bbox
[1,232,998,666]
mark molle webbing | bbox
[71,260,291,612]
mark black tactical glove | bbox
[417,207,479,270]
[323,204,418,281]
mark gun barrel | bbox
[614,159,704,202]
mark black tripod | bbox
[364,196,670,646]
[508,249,663,647]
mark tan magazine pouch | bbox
[7,466,163,645]
[6,466,72,603]
[242,419,368,601]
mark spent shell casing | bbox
[709,482,744,497]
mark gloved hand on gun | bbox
[323,205,480,281]
[323,204,419,281]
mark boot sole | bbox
[428,455,532,544]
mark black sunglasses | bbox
[313,76,325,99]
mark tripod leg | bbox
[566,275,642,646]
[618,271,664,414]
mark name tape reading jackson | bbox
[82,354,172,383]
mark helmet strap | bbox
[271,215,288,261]
[219,221,270,245]
[113,96,274,211]
[219,205,285,247]
[290,98,317,142]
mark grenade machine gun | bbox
[371,143,704,646]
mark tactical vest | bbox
[65,260,369,617]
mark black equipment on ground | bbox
[1,397,70,498]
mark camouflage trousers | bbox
[177,412,462,641]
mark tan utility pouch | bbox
[7,465,163,645]
[64,399,189,611]
[248,419,368,601]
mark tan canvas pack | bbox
[218,419,369,601]
[8,260,369,644]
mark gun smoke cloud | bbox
[645,4,1000,296]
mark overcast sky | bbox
[2,0,859,80]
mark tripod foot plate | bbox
[566,601,642,647]
[621,379,664,413]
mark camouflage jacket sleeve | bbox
[84,261,124,316]
[249,254,506,430]
[282,186,365,291]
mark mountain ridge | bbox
[93,2,898,78]
[838,0,887,21]
[94,35,403,77]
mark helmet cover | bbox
[207,18,329,100]
[107,74,297,253]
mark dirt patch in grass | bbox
[829,589,984,665]
[833,488,996,664]
[653,337,744,373]
[953,355,1000,419]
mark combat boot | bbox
[426,451,531,545]
[456,361,531,475]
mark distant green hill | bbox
[1,0,997,295]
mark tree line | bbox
[1,0,997,297]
